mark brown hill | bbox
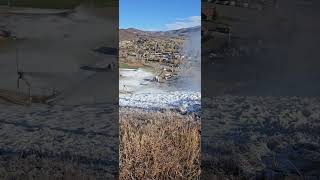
[119,26,200,41]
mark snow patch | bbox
[119,91,201,113]
[119,68,154,93]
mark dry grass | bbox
[120,109,201,180]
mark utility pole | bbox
[7,0,11,7]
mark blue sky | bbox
[120,0,200,31]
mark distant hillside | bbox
[153,26,201,38]
[119,26,200,41]
[119,28,151,41]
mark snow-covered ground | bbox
[119,68,154,93]
[120,91,201,113]
[119,68,201,113]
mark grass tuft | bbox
[120,110,201,180]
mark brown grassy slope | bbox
[120,110,200,180]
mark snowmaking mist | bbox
[173,28,201,92]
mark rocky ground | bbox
[202,96,320,179]
[0,103,118,179]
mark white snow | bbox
[119,68,154,93]
[120,91,201,113]
[119,68,201,113]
